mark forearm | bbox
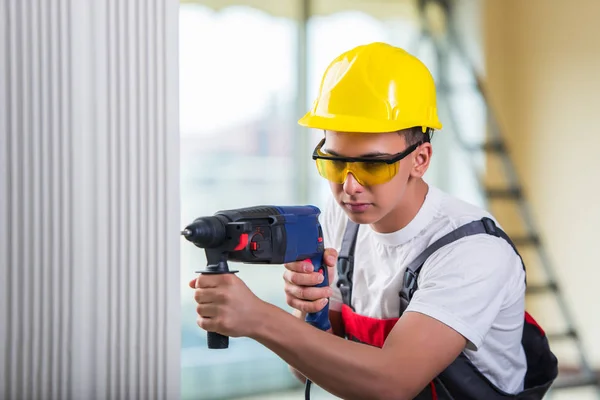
[253,303,399,400]
[288,308,339,383]
[289,309,308,383]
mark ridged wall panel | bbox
[0,1,181,399]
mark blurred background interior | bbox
[1,0,599,399]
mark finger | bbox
[284,260,315,273]
[283,270,324,286]
[287,296,329,314]
[197,316,217,333]
[196,303,219,318]
[194,287,221,304]
[326,265,336,284]
[189,277,198,289]
[284,282,333,301]
[324,248,338,267]
[194,274,220,289]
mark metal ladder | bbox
[411,0,600,396]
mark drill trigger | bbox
[233,233,249,251]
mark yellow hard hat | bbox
[298,42,442,133]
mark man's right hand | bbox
[283,248,338,314]
[283,248,343,383]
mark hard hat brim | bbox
[298,112,442,134]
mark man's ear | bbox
[411,143,432,178]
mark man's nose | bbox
[342,172,364,195]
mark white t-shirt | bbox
[320,184,527,394]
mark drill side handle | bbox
[196,256,238,349]
[304,254,332,332]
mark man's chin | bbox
[343,209,378,225]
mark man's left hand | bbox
[189,273,266,338]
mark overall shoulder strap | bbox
[399,217,525,315]
[336,220,360,309]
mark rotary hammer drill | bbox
[181,205,330,349]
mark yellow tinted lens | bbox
[352,161,398,185]
[315,159,347,183]
[315,159,398,185]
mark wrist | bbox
[248,300,279,340]
[294,308,334,334]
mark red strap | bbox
[430,381,438,400]
[341,304,399,348]
[525,311,546,336]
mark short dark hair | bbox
[398,126,433,146]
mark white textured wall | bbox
[0,1,181,399]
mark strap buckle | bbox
[336,257,354,308]
[402,269,418,299]
[482,217,500,237]
[337,257,352,276]
[399,269,418,316]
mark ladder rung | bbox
[464,140,506,153]
[511,235,541,246]
[547,329,578,341]
[485,187,523,200]
[553,372,600,389]
[526,282,558,294]
[481,140,506,153]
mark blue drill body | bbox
[181,205,331,349]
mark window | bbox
[179,4,302,399]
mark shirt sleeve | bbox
[404,234,526,350]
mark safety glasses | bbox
[312,138,423,186]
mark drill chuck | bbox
[181,216,227,248]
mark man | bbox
[190,42,556,400]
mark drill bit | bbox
[181,229,192,237]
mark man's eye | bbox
[330,160,346,169]
[361,162,384,171]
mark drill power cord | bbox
[305,379,312,400]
